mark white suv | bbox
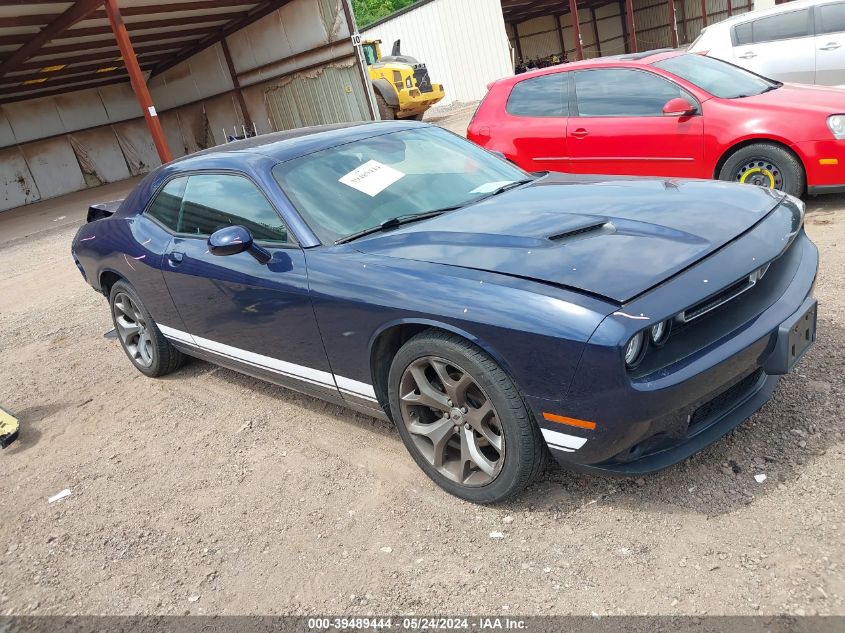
[689,0,845,87]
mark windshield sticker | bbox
[339,160,406,197]
[470,180,515,194]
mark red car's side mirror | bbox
[662,97,697,117]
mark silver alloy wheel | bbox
[112,292,154,368]
[398,356,505,487]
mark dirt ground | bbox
[1,110,843,616]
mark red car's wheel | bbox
[719,143,805,197]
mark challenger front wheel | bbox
[388,330,545,503]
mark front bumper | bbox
[527,229,819,476]
[794,140,845,193]
[397,84,445,117]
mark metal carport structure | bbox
[0,0,377,211]
[501,0,759,62]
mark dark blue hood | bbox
[353,174,787,303]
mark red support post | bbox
[103,0,172,164]
[728,0,733,17]
[625,0,637,53]
[667,0,679,48]
[568,0,584,61]
[701,0,708,27]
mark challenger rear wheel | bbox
[109,280,184,377]
[388,330,545,503]
[718,143,805,197]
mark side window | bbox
[733,22,753,46]
[146,177,187,232]
[179,174,290,244]
[750,9,810,43]
[506,73,570,117]
[574,69,684,117]
[816,3,845,35]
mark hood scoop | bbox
[548,220,613,243]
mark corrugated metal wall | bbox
[361,0,514,107]
[1,0,374,213]
[506,0,756,62]
[265,62,372,129]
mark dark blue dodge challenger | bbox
[72,121,818,503]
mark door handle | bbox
[820,43,842,51]
[571,128,589,139]
[738,51,757,59]
[168,251,184,264]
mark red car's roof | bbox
[492,49,686,89]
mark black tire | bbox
[718,142,805,197]
[387,330,546,503]
[109,280,185,378]
[375,92,396,121]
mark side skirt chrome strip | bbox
[158,324,378,402]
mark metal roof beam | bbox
[0,14,60,27]
[89,0,261,18]
[0,0,103,79]
[2,57,167,85]
[0,68,129,93]
[10,40,183,63]
[0,74,129,105]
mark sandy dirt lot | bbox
[0,111,843,616]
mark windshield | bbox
[272,127,529,244]
[653,54,778,99]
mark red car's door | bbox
[566,68,705,178]
[499,71,570,172]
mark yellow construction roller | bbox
[0,407,19,448]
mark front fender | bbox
[307,248,614,402]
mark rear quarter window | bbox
[145,177,187,232]
[505,73,570,117]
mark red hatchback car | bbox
[468,50,845,197]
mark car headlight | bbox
[650,319,671,347]
[827,114,845,139]
[625,331,646,368]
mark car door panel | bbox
[733,39,816,84]
[161,238,340,399]
[156,172,339,400]
[567,68,705,178]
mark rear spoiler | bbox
[87,199,123,223]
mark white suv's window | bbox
[816,2,845,35]
[734,9,810,45]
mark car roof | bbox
[171,120,422,167]
[496,49,685,86]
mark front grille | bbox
[688,369,764,434]
[681,273,758,322]
[413,67,433,93]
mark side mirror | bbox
[662,97,697,117]
[208,225,271,264]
